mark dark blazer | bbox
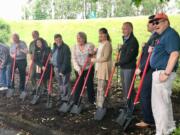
[118,33,139,69]
[52,42,71,74]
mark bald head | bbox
[32,30,39,40]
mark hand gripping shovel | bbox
[116,52,151,131]
[20,57,34,101]
[46,65,53,109]
[70,62,94,114]
[31,53,51,105]
[58,57,89,113]
[116,52,142,128]
[6,51,17,98]
[94,52,120,121]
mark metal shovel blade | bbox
[70,104,83,114]
[58,101,74,113]
[46,100,53,109]
[123,115,135,131]
[6,89,14,98]
[116,109,128,126]
[31,95,40,105]
[19,91,27,101]
[94,107,107,121]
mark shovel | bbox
[20,58,34,101]
[116,52,151,131]
[58,57,90,113]
[46,65,53,109]
[6,51,17,98]
[94,52,120,121]
[70,62,94,114]
[31,53,51,105]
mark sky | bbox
[0,0,24,20]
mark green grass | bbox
[173,125,180,135]
[8,15,180,49]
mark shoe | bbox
[135,121,150,128]
[0,87,8,91]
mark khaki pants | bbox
[96,79,107,108]
[152,70,176,135]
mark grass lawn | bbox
[8,15,180,49]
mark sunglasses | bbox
[152,20,165,25]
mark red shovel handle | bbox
[70,57,89,95]
[37,53,51,87]
[80,62,94,96]
[104,52,120,97]
[11,51,17,82]
[48,65,53,95]
[127,52,143,99]
[134,52,152,104]
[25,57,34,86]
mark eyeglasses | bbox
[153,20,165,25]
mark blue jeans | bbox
[0,64,11,88]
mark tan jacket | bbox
[95,41,112,80]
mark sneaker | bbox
[0,87,8,91]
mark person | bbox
[135,15,157,127]
[51,34,71,101]
[29,30,48,60]
[91,28,112,109]
[115,22,139,112]
[72,32,95,106]
[31,38,51,94]
[149,12,180,135]
[10,33,28,95]
[0,43,11,90]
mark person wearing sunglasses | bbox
[135,15,157,128]
[150,12,180,135]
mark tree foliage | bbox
[22,0,173,20]
[0,19,11,43]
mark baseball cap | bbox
[148,15,155,23]
[152,12,169,21]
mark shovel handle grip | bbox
[70,57,89,95]
[134,52,152,104]
[127,52,143,99]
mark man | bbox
[115,22,139,112]
[150,13,180,135]
[10,33,28,97]
[135,15,157,127]
[51,34,71,101]
[0,43,11,90]
[29,30,47,60]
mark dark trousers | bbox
[73,66,95,105]
[140,69,154,124]
[12,59,27,91]
[120,69,135,112]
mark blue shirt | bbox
[150,27,180,71]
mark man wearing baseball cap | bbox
[135,15,157,128]
[150,12,180,135]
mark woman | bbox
[72,32,95,105]
[31,38,51,93]
[91,28,112,109]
